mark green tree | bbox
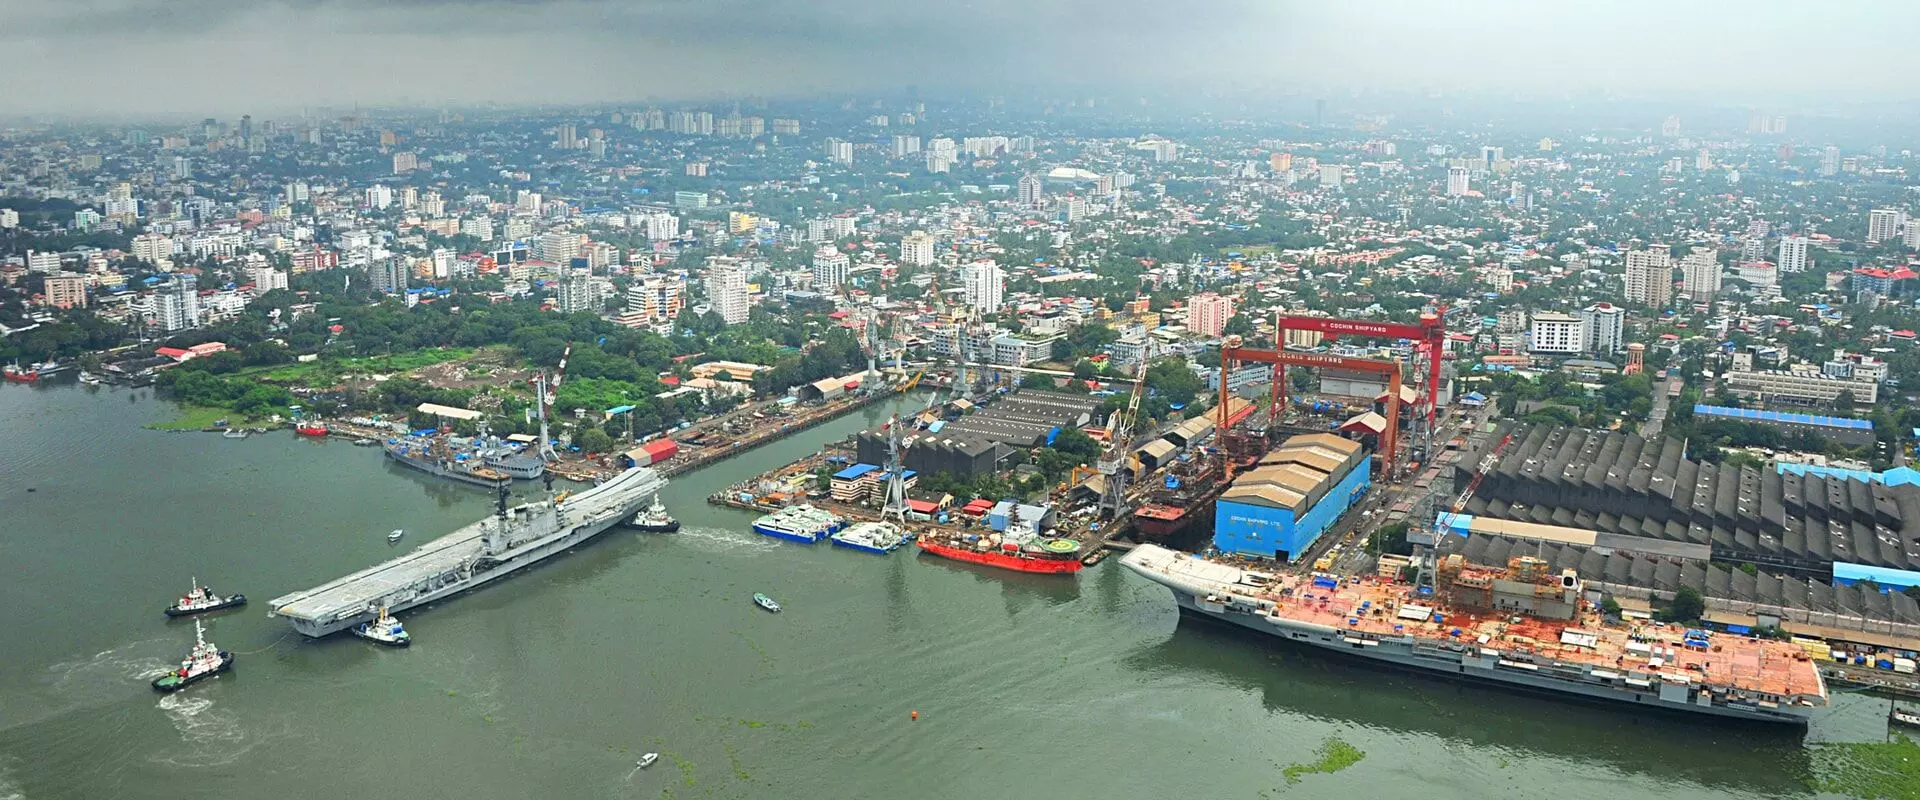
[1660,586,1706,623]
[1364,522,1412,556]
[575,427,614,454]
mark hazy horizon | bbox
[2,0,1914,117]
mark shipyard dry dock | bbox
[270,466,666,637]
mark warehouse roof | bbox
[1694,404,1872,431]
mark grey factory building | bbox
[1453,423,1920,577]
[856,390,1099,478]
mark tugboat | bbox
[752,593,782,613]
[350,606,411,647]
[2,362,38,383]
[164,578,246,617]
[295,420,329,437]
[151,620,234,692]
[629,494,680,533]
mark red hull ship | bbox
[916,538,1082,575]
[2,365,39,383]
[294,422,329,437]
[1131,453,1224,541]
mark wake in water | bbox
[46,640,174,702]
[668,526,781,555]
[0,755,23,800]
[150,693,285,769]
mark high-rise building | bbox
[392,151,418,173]
[704,257,750,325]
[430,248,454,280]
[900,231,936,267]
[460,216,494,242]
[1187,292,1234,338]
[0,208,17,229]
[44,273,88,309]
[368,256,409,295]
[1481,145,1503,170]
[1680,246,1721,302]
[1623,245,1674,307]
[1867,208,1905,244]
[1318,164,1344,188]
[1445,166,1470,197]
[365,184,393,210]
[892,135,921,157]
[26,250,61,274]
[812,246,851,289]
[537,230,580,264]
[1577,303,1625,355]
[420,191,445,218]
[825,139,853,165]
[1906,222,1920,249]
[626,274,685,325]
[1820,146,1840,177]
[249,265,288,294]
[154,274,199,332]
[556,124,578,149]
[556,267,595,314]
[962,260,1004,313]
[1017,174,1043,207]
[642,212,680,240]
[1527,312,1585,354]
[1777,236,1810,273]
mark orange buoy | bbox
[910,710,918,721]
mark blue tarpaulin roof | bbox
[1832,561,1920,590]
[1693,404,1870,431]
[606,405,636,415]
[833,464,879,480]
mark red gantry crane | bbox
[1272,310,1448,459]
[1218,336,1406,480]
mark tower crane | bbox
[1095,371,1149,521]
[532,343,572,463]
[1413,430,1513,587]
[879,414,911,522]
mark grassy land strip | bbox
[145,405,239,431]
[240,347,478,383]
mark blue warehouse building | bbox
[1213,433,1371,562]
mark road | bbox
[1639,375,1683,439]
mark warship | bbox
[270,466,665,637]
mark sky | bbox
[2,0,1915,116]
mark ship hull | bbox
[916,539,1082,574]
[282,513,630,637]
[385,447,512,488]
[630,520,680,534]
[1161,588,1810,725]
[2,371,38,383]
[830,536,901,554]
[752,523,828,543]
[271,468,665,638]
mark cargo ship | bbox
[916,533,1083,574]
[1120,544,1828,724]
[752,505,845,543]
[270,466,666,637]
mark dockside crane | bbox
[1095,371,1149,521]
[879,414,911,522]
[532,343,573,463]
[1410,430,1514,586]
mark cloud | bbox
[0,0,1914,116]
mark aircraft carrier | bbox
[270,466,665,637]
[1120,544,1827,724]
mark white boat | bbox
[636,753,659,769]
[350,606,410,647]
[222,429,249,439]
[164,577,246,617]
[151,619,234,692]
[77,371,103,385]
[388,529,405,543]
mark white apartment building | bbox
[704,258,750,325]
[962,260,1004,313]
[900,231,936,267]
[1778,236,1809,273]
[1679,246,1721,302]
[1577,303,1625,355]
[1725,365,1880,406]
[1527,312,1585,354]
[1624,245,1674,307]
[1867,208,1905,245]
[1446,166,1470,197]
[811,246,850,289]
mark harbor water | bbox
[0,381,1898,799]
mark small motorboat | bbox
[164,578,247,617]
[752,593,781,613]
[77,371,103,385]
[388,529,405,543]
[636,753,659,769]
[151,620,234,692]
[1892,700,1920,729]
[351,607,411,647]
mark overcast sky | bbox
[2,0,1914,116]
